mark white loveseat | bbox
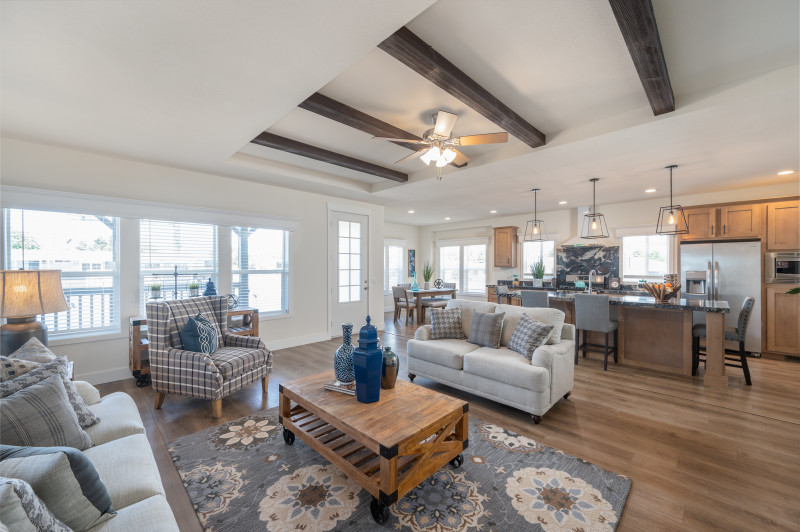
[406,299,575,423]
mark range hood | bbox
[559,206,615,248]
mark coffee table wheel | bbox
[370,498,390,524]
[282,427,295,445]
[449,453,464,468]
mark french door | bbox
[329,212,369,335]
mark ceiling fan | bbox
[374,111,508,175]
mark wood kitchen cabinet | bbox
[767,200,800,251]
[766,284,800,355]
[682,207,717,240]
[719,203,762,238]
[493,226,518,268]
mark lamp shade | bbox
[0,270,70,318]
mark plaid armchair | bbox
[146,296,272,418]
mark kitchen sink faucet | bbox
[589,270,597,294]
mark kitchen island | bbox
[502,290,732,387]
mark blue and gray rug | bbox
[167,408,631,531]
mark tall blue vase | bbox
[334,323,355,385]
[410,271,420,292]
[353,316,382,403]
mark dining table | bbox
[408,287,457,322]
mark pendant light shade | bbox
[581,178,609,239]
[523,188,546,242]
[656,165,689,235]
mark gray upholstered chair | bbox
[574,294,619,371]
[392,286,416,325]
[146,296,272,418]
[692,296,754,385]
[521,290,549,308]
[495,284,509,303]
[442,282,456,290]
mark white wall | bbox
[0,137,386,383]
[382,222,420,310]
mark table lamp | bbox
[1,270,70,355]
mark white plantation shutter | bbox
[140,219,218,312]
[232,227,289,315]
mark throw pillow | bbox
[468,310,505,349]
[508,313,555,360]
[180,313,219,354]
[8,337,57,363]
[0,357,100,429]
[0,477,71,532]
[1,445,115,531]
[430,308,466,340]
[0,374,92,450]
[0,356,40,382]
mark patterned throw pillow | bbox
[468,310,505,349]
[0,357,100,429]
[180,313,220,354]
[0,478,71,532]
[0,356,40,382]
[508,313,555,360]
[8,337,57,363]
[0,374,92,450]
[430,308,466,340]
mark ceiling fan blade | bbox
[372,136,424,143]
[433,111,458,137]
[455,132,509,146]
[451,149,470,166]
[395,148,428,164]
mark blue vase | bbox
[353,316,382,403]
[334,323,355,384]
[410,272,420,292]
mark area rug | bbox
[167,408,631,531]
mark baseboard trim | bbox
[77,367,134,386]
[269,332,332,351]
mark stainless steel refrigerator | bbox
[680,241,761,354]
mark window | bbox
[438,241,487,294]
[383,241,404,292]
[338,221,363,303]
[622,235,669,280]
[232,227,289,315]
[522,241,556,277]
[4,208,120,336]
[140,219,217,312]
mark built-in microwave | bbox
[765,252,800,283]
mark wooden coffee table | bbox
[279,371,469,524]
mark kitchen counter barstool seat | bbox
[574,294,619,371]
[495,284,510,303]
[692,296,754,385]
[521,291,549,308]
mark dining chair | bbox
[692,296,754,385]
[521,290,549,308]
[392,285,416,325]
[574,294,618,371]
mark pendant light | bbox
[524,188,546,242]
[581,178,609,239]
[656,164,689,235]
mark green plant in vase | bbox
[188,282,201,297]
[422,262,434,289]
[530,261,545,287]
[150,283,162,299]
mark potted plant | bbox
[422,262,434,290]
[188,282,200,297]
[530,261,545,288]
[150,283,162,299]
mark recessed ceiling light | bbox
[558,201,567,205]
[408,210,415,214]
[645,188,657,193]
[444,217,451,220]
[490,210,497,214]
[778,170,795,175]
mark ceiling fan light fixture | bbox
[580,178,610,239]
[442,148,457,164]
[656,165,689,235]
[420,146,440,166]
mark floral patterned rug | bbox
[167,408,631,531]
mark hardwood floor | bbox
[98,313,800,531]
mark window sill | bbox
[258,312,292,322]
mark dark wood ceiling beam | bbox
[299,92,467,168]
[251,132,408,183]
[609,0,675,115]
[378,27,546,149]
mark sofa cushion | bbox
[445,299,497,338]
[0,477,71,532]
[0,374,92,450]
[210,346,270,381]
[84,434,164,510]
[8,337,57,363]
[407,339,480,370]
[508,314,555,360]
[463,347,550,392]
[0,356,40,381]
[87,495,179,532]
[0,445,115,531]
[468,310,505,349]
[496,304,566,346]
[430,308,466,339]
[85,393,145,446]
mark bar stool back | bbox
[574,294,619,371]
[495,284,509,303]
[521,291,549,308]
[692,296,754,385]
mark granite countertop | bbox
[505,291,731,313]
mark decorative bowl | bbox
[641,282,681,302]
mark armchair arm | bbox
[224,333,267,350]
[150,348,223,399]
[414,325,432,341]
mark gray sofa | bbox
[407,299,575,423]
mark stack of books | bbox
[324,380,356,395]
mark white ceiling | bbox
[2,0,798,226]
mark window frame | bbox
[436,238,488,296]
[231,226,290,317]
[621,234,671,281]
[383,239,406,294]
[521,240,556,279]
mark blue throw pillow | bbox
[179,313,219,354]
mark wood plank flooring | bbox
[97,313,800,531]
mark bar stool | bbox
[692,296,754,385]
[521,290,549,308]
[574,294,618,371]
[495,284,509,303]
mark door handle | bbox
[723,224,726,235]
[710,224,714,236]
[713,262,720,300]
[706,261,712,300]
[364,280,369,291]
